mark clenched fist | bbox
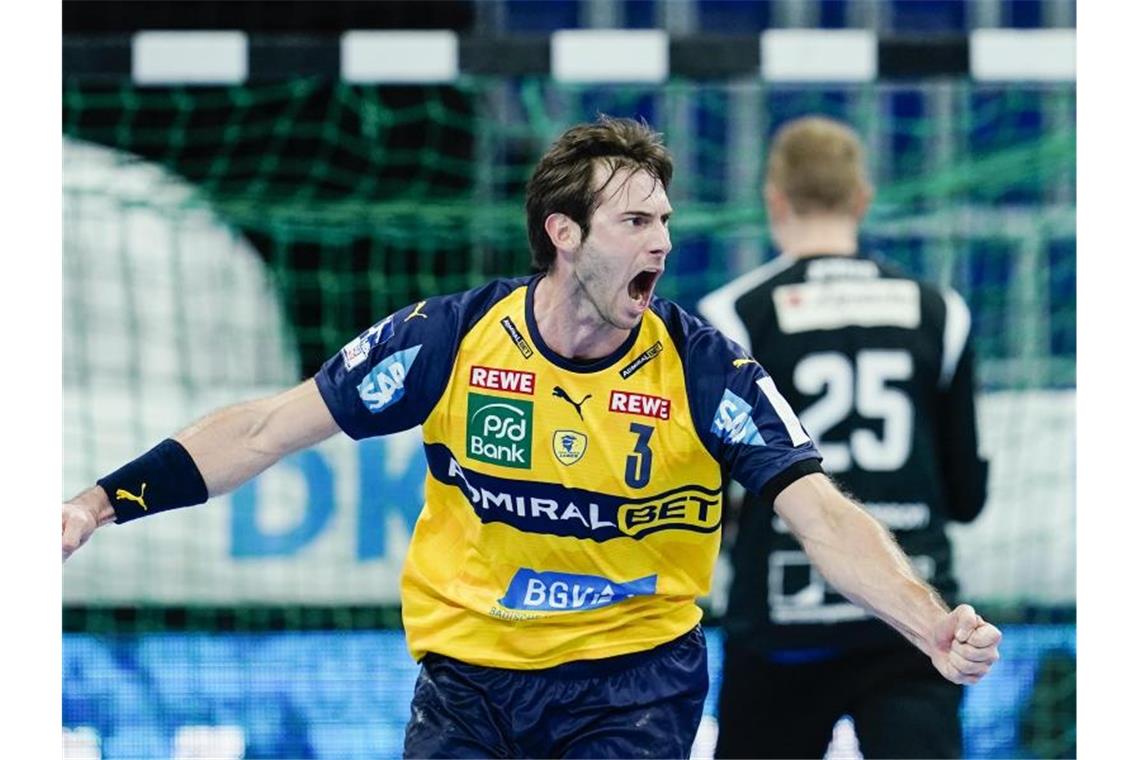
[931,604,1002,685]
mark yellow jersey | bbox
[316,276,821,668]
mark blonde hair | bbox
[766,116,869,215]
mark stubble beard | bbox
[572,251,629,331]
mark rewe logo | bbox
[470,366,535,395]
[357,345,422,413]
[466,392,533,468]
[609,390,671,420]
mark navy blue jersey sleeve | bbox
[657,300,823,501]
[315,299,457,439]
[315,279,526,440]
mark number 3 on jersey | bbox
[794,349,914,472]
[625,423,655,488]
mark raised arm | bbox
[773,472,1002,685]
[62,379,341,560]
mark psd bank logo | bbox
[357,345,421,413]
[466,392,533,468]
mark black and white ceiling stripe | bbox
[63,29,1075,84]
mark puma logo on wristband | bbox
[115,484,148,511]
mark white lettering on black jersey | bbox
[699,254,989,652]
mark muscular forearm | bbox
[775,474,948,656]
[173,401,290,497]
[174,379,338,496]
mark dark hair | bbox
[525,116,673,272]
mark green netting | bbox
[63,78,1075,380]
[62,76,1075,759]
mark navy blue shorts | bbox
[404,626,708,759]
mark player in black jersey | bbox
[699,116,990,759]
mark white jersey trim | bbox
[696,255,798,352]
[940,288,971,388]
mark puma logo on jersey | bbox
[553,386,591,420]
[115,484,148,510]
[733,358,759,368]
[404,301,429,321]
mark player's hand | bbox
[62,498,102,562]
[931,604,1002,685]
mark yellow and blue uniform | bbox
[316,274,822,673]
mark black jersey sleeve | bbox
[658,302,824,500]
[937,339,989,522]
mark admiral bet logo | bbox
[467,392,533,468]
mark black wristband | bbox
[97,438,210,524]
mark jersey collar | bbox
[524,274,645,374]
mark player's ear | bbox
[544,212,582,252]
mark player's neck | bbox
[532,274,631,361]
[776,215,859,258]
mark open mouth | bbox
[628,269,661,305]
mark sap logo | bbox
[711,388,765,446]
[341,315,396,371]
[609,390,671,421]
[500,568,657,612]
[356,345,422,413]
[469,365,535,395]
[617,487,722,538]
[467,392,533,468]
